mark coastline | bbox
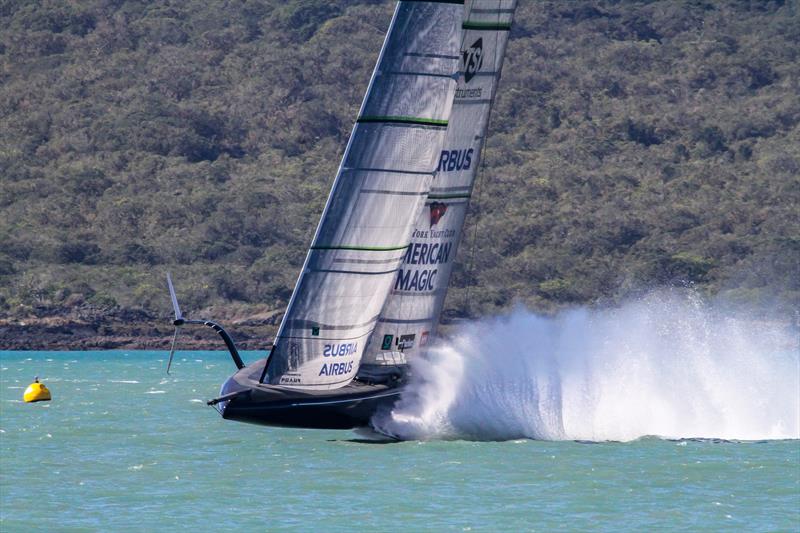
[0,308,279,351]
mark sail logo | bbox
[403,242,452,266]
[395,241,453,292]
[381,334,393,350]
[399,334,415,351]
[323,342,358,357]
[318,361,353,376]
[429,202,447,227]
[436,148,473,172]
[462,38,483,83]
[395,268,437,292]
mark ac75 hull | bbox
[212,358,403,429]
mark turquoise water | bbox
[1,350,798,532]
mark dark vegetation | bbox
[1,1,798,346]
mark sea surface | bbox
[1,350,798,532]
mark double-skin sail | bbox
[363,0,517,366]
[262,1,463,389]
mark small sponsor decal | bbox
[420,331,429,346]
[462,38,484,83]
[398,334,416,351]
[455,87,482,99]
[381,334,393,350]
[311,326,320,336]
[412,228,456,240]
[429,202,447,227]
[289,342,300,368]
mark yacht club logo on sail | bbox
[429,202,447,227]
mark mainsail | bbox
[262,1,463,389]
[362,0,517,366]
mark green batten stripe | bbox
[358,116,448,127]
[312,244,409,252]
[428,193,471,200]
[462,21,512,31]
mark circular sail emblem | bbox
[429,202,447,227]
[462,38,483,83]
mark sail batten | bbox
[343,167,435,176]
[462,22,512,30]
[357,116,449,126]
[265,1,463,389]
[311,244,409,252]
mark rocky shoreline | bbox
[0,306,279,351]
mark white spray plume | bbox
[372,290,800,442]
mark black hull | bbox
[213,358,404,429]
[220,384,402,430]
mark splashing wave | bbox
[372,291,799,441]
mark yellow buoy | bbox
[24,377,51,403]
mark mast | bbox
[362,0,517,367]
[263,1,464,389]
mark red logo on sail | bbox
[429,202,447,227]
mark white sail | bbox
[263,1,463,389]
[363,0,517,366]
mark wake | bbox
[371,290,799,441]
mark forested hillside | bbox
[1,1,798,346]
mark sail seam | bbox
[454,99,493,106]
[462,21,512,30]
[402,0,464,4]
[360,189,428,196]
[357,115,448,127]
[428,193,471,199]
[470,8,516,14]
[308,268,399,276]
[311,244,408,252]
[404,52,460,60]
[430,186,471,192]
[378,317,435,324]
[334,256,405,265]
[344,167,434,176]
[381,70,456,79]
